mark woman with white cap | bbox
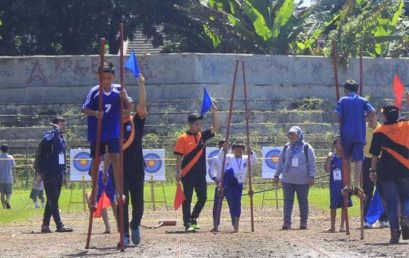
[273,126,317,230]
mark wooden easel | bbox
[261,179,282,209]
[146,176,169,211]
[68,176,87,213]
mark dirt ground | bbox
[0,206,408,258]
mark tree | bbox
[0,0,174,55]
[175,0,307,54]
[293,0,409,60]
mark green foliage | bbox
[293,0,409,60]
[176,0,304,54]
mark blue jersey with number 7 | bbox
[82,84,121,142]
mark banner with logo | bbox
[70,148,92,181]
[143,149,166,181]
[262,147,283,179]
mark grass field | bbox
[0,184,361,225]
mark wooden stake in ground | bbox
[242,61,255,232]
[359,47,365,241]
[85,38,106,249]
[214,60,239,229]
[117,22,126,252]
[332,39,350,236]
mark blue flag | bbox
[365,189,385,225]
[124,50,140,78]
[200,87,212,116]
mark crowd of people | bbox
[1,61,408,246]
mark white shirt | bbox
[218,149,257,184]
[208,156,222,181]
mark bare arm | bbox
[210,104,219,134]
[82,108,100,118]
[176,154,183,182]
[136,74,147,117]
[324,155,332,173]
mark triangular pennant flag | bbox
[393,74,405,108]
[174,183,185,211]
[365,189,385,225]
[125,50,140,79]
[200,87,213,116]
[93,191,111,218]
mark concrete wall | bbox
[0,54,408,104]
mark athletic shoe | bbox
[401,216,409,240]
[190,218,200,230]
[380,221,390,228]
[390,230,401,244]
[56,227,73,233]
[300,224,308,230]
[41,226,52,233]
[131,226,141,245]
[34,203,39,209]
[364,222,373,229]
[282,225,291,230]
[185,223,196,233]
[5,201,10,209]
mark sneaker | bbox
[282,224,291,230]
[5,201,10,209]
[131,226,141,245]
[380,221,390,229]
[390,230,401,244]
[34,203,39,209]
[190,218,200,230]
[401,216,409,240]
[364,222,373,229]
[41,226,52,233]
[56,227,73,233]
[300,224,308,230]
[185,223,196,233]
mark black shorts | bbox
[90,139,120,158]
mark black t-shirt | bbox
[123,113,145,176]
[370,121,409,180]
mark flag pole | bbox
[117,22,126,252]
[242,61,255,232]
[85,37,105,249]
[332,39,350,236]
[215,60,239,229]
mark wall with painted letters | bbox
[0,54,408,104]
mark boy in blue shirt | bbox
[335,80,375,190]
[324,137,352,232]
[82,61,131,209]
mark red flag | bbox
[94,191,111,218]
[173,183,185,211]
[393,74,405,108]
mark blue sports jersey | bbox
[335,94,375,144]
[83,84,121,142]
[329,154,352,209]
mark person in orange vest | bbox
[369,104,409,244]
[174,107,218,232]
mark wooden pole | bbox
[214,60,239,229]
[242,61,255,232]
[85,37,105,249]
[332,39,350,236]
[117,22,125,252]
[359,48,363,96]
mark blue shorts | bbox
[90,139,120,158]
[330,181,353,209]
[342,141,364,161]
